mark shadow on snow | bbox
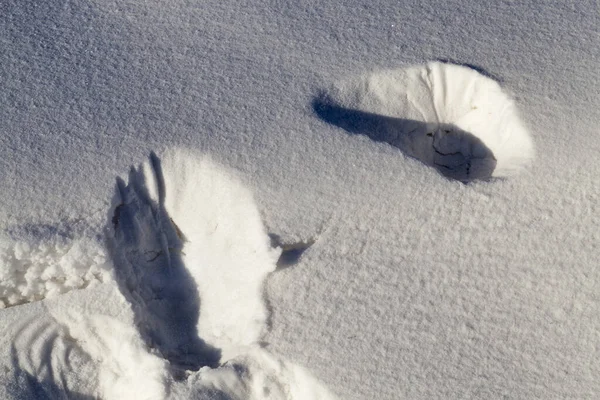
[109,153,221,374]
[312,95,497,182]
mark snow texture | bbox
[1,0,599,399]
[1,150,337,400]
[314,62,534,182]
[0,225,111,308]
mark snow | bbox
[109,149,280,364]
[314,61,534,181]
[1,149,336,399]
[0,224,111,308]
[1,0,599,399]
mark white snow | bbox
[1,149,336,399]
[1,0,599,399]
[316,62,534,181]
[0,226,111,308]
[108,149,281,364]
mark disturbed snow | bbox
[1,149,337,400]
[1,0,599,399]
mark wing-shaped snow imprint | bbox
[108,152,222,371]
[4,149,337,399]
[314,61,534,182]
[107,149,337,399]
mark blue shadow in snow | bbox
[312,95,497,182]
[109,152,221,374]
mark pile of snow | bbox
[315,62,534,182]
[0,149,337,400]
[0,225,111,308]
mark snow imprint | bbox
[314,61,534,182]
[3,149,338,399]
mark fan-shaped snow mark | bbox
[108,153,221,372]
[314,61,534,182]
[105,150,339,399]
[10,315,95,399]
[124,150,282,362]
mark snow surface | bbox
[314,61,534,181]
[1,0,600,399]
[1,149,337,399]
[0,223,111,308]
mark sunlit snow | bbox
[1,0,599,399]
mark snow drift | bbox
[314,62,534,182]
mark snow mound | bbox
[314,61,534,182]
[0,225,111,308]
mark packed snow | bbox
[1,0,599,399]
